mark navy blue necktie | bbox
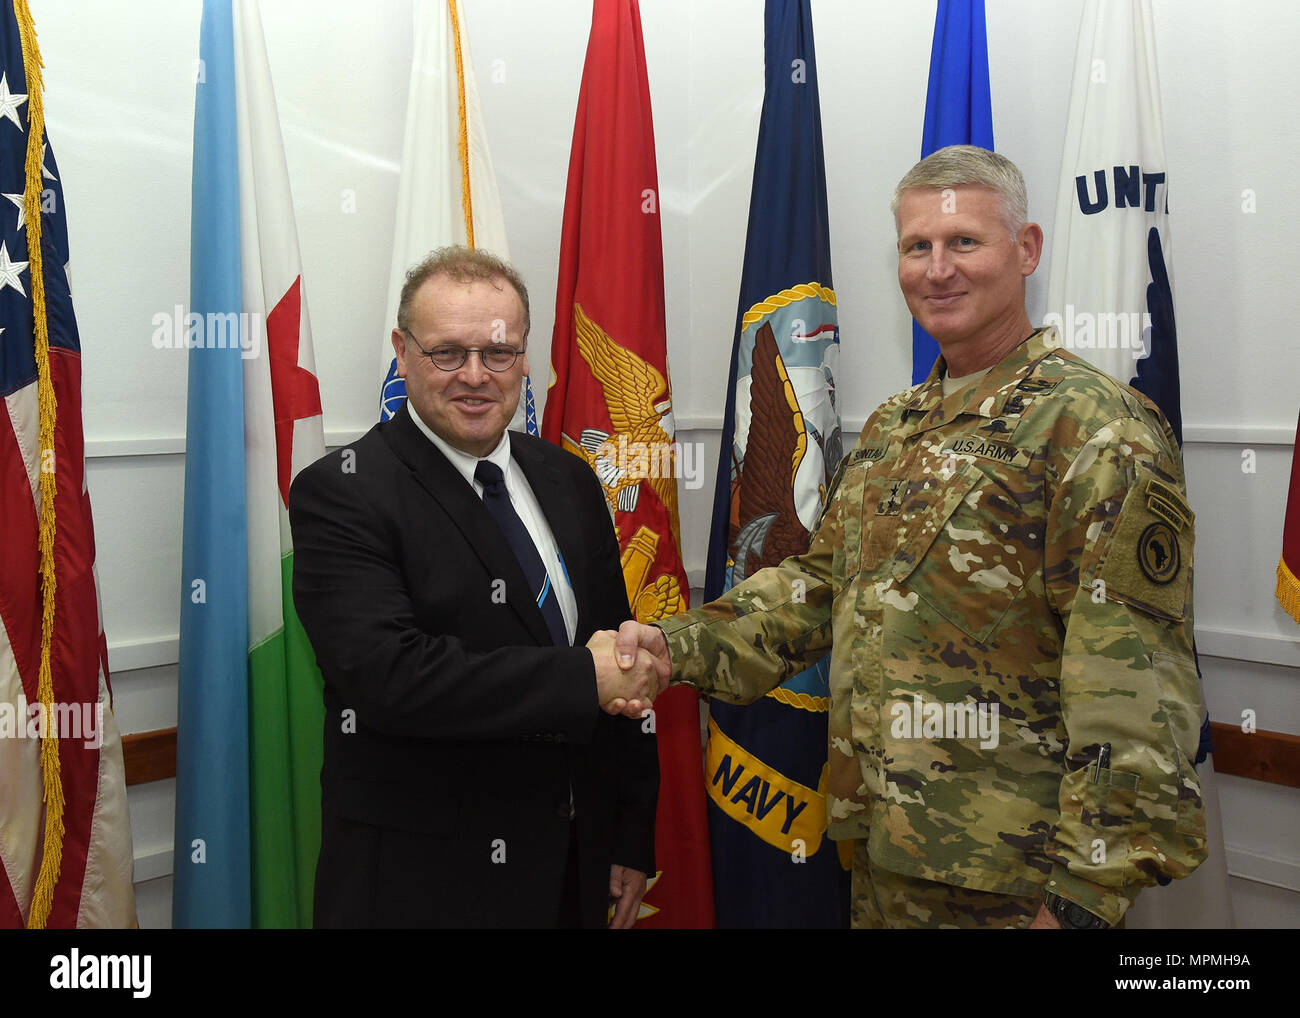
[474,459,569,647]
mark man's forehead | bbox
[895,184,1007,236]
[897,182,999,212]
[418,271,510,297]
[414,273,523,315]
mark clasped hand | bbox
[586,620,672,717]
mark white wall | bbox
[30,0,1300,927]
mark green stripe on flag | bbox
[249,552,325,928]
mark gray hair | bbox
[397,245,531,341]
[890,145,1028,233]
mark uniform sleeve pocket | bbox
[1077,766,1141,827]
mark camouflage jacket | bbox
[658,327,1206,923]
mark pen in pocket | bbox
[1093,742,1111,782]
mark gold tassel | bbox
[1277,558,1300,625]
[15,0,64,931]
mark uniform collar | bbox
[903,326,1062,432]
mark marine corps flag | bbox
[1278,410,1300,624]
[543,0,713,927]
[1047,0,1231,929]
[701,0,849,927]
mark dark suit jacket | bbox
[288,403,658,928]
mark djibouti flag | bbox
[176,0,325,929]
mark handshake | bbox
[586,620,673,718]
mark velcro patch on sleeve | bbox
[1097,463,1193,621]
[1145,476,1192,532]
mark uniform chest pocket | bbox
[892,460,1035,644]
[833,462,870,587]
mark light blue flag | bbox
[912,0,994,383]
[174,0,251,928]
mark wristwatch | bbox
[1043,891,1110,929]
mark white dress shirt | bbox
[406,405,579,645]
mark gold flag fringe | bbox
[15,0,63,930]
[1277,557,1300,625]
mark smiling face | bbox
[391,272,528,457]
[896,184,1042,369]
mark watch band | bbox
[1043,890,1110,929]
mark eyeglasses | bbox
[402,329,524,372]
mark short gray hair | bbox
[890,145,1028,233]
[396,245,531,341]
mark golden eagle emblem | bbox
[561,302,680,533]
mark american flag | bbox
[0,0,135,928]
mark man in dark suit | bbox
[289,247,662,928]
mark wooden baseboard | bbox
[122,728,176,786]
[120,722,1300,789]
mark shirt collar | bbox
[406,401,512,490]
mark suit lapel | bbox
[383,405,552,647]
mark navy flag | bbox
[701,0,850,928]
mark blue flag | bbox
[702,0,849,928]
[912,0,993,383]
[174,0,251,928]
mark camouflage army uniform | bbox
[657,327,1206,927]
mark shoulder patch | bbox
[1098,463,1194,620]
[1144,477,1191,533]
[1137,522,1181,584]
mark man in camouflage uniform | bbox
[613,145,1206,928]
